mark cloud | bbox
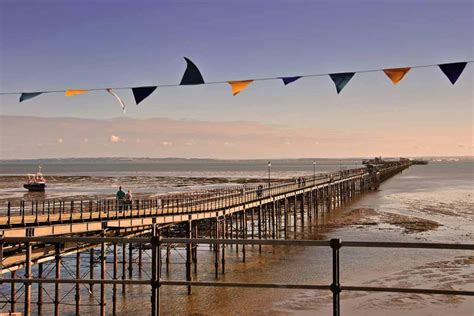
[109,135,121,143]
[223,142,235,147]
[0,115,472,159]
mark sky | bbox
[0,0,473,159]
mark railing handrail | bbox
[3,237,473,250]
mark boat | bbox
[411,159,429,165]
[23,166,47,192]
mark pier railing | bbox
[0,235,472,316]
[1,167,372,226]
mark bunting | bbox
[180,57,205,85]
[439,62,467,85]
[19,92,42,102]
[106,88,126,113]
[281,76,301,85]
[65,89,88,96]
[132,86,157,105]
[383,67,411,85]
[329,72,355,94]
[5,59,472,112]
[228,80,253,96]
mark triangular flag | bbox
[281,76,301,85]
[19,92,42,102]
[65,89,88,96]
[439,62,467,85]
[132,86,157,105]
[106,88,126,113]
[383,67,411,85]
[180,57,205,85]
[228,80,253,96]
[329,72,355,94]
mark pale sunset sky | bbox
[0,0,473,159]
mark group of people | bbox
[116,186,133,210]
[296,177,306,187]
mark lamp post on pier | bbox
[267,161,271,193]
[313,160,316,185]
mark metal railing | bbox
[1,235,472,316]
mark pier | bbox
[1,160,472,315]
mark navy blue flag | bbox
[329,72,355,94]
[438,62,467,85]
[132,86,157,105]
[19,92,42,102]
[281,76,302,85]
[180,57,205,85]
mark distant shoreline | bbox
[1,156,473,163]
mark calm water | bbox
[0,158,363,201]
[0,159,472,315]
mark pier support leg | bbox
[293,196,297,236]
[54,243,61,316]
[272,202,276,239]
[258,204,262,253]
[113,240,118,316]
[128,242,133,278]
[186,219,192,294]
[215,217,220,277]
[75,252,81,316]
[284,198,288,238]
[193,223,198,274]
[300,194,305,227]
[221,218,226,274]
[24,242,31,316]
[100,232,106,316]
[242,210,246,262]
[251,208,255,239]
[37,263,43,316]
[10,270,16,314]
[151,224,161,316]
[90,248,94,293]
[166,245,171,274]
[138,242,143,275]
[122,241,126,294]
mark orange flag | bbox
[228,80,253,96]
[383,67,411,85]
[65,89,89,96]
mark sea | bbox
[0,158,472,315]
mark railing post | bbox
[37,263,43,315]
[72,252,80,315]
[330,238,342,316]
[24,241,32,316]
[54,243,61,316]
[151,224,161,316]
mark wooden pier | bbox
[2,160,471,316]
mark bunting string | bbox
[1,59,472,109]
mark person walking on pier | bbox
[125,190,133,210]
[116,186,125,211]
